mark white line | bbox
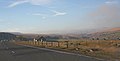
[19,44,104,61]
[11,51,15,54]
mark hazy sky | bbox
[0,0,120,34]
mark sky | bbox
[0,0,120,34]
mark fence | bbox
[15,40,120,50]
[15,41,83,49]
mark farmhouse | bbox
[34,36,46,42]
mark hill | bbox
[1,27,119,41]
[104,27,120,32]
[0,32,16,41]
[88,27,120,40]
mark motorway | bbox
[0,42,104,61]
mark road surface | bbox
[0,41,104,61]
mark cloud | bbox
[105,1,117,4]
[42,16,46,19]
[105,0,118,4]
[8,0,54,7]
[88,4,120,28]
[8,0,28,8]
[29,0,52,5]
[32,13,43,16]
[32,13,47,19]
[52,10,67,16]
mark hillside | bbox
[106,27,120,32]
[88,27,120,40]
[0,32,16,41]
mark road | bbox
[0,41,104,61]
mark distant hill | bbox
[0,32,22,35]
[104,27,120,32]
[14,27,120,41]
[88,27,120,40]
[18,34,80,41]
[1,27,119,41]
[0,32,16,41]
[9,32,22,35]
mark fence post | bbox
[75,42,80,50]
[65,41,69,48]
[46,41,47,47]
[42,41,43,46]
[32,41,33,45]
[29,41,30,44]
[33,41,34,45]
[58,41,60,47]
[51,42,53,47]
[35,41,36,45]
[36,41,38,46]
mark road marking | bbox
[11,51,15,54]
[20,44,105,61]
